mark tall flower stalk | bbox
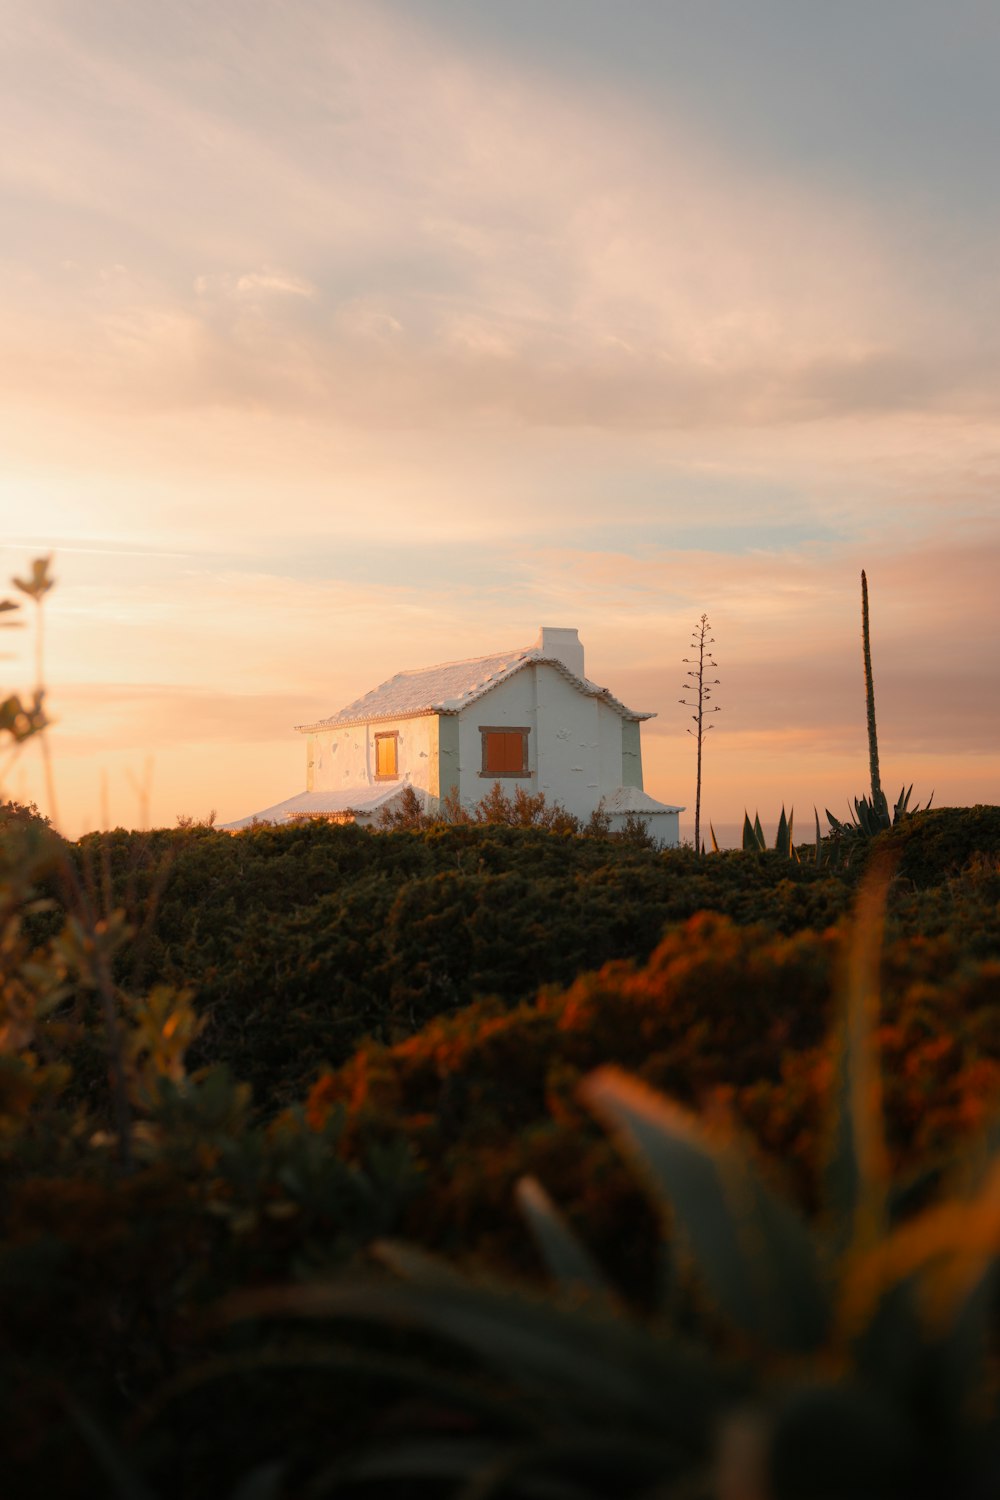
[861,570,882,810]
[680,614,721,854]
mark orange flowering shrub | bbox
[307,910,1000,1287]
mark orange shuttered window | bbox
[375,733,398,778]
[483,730,527,775]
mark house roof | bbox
[295,646,655,733]
[219,783,407,831]
[602,785,685,815]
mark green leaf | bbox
[769,1383,919,1500]
[824,862,892,1254]
[581,1069,829,1354]
[753,812,765,851]
[742,813,756,852]
[328,1435,673,1498]
[65,1399,156,1500]
[228,1263,732,1443]
[850,1276,924,1407]
[229,1462,287,1500]
[775,807,791,857]
[515,1176,617,1303]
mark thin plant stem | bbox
[679,615,721,855]
[31,594,61,830]
[861,570,882,809]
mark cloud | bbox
[3,2,999,832]
[6,1,1000,431]
[195,268,317,299]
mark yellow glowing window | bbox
[480,727,530,777]
[374,732,399,779]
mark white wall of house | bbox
[300,658,652,827]
[453,662,642,820]
[306,716,440,797]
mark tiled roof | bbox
[602,785,685,815]
[219,783,406,831]
[296,647,653,732]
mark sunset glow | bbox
[2,1,998,837]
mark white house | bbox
[223,626,684,843]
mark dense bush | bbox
[65,820,866,1107]
[305,905,1000,1291]
[0,804,996,1494]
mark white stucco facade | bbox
[307,714,442,798]
[222,626,683,842]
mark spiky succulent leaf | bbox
[582,1069,829,1354]
[825,862,892,1255]
[768,1382,920,1500]
[229,1251,736,1446]
[65,1400,156,1500]
[335,1433,692,1497]
[775,807,792,857]
[826,808,850,836]
[515,1176,617,1304]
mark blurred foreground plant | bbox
[218,861,1000,1499]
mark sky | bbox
[1,0,998,840]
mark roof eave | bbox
[294,706,442,734]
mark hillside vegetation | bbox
[1,804,998,1496]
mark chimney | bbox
[535,626,585,678]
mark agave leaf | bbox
[581,1069,829,1354]
[229,1462,287,1500]
[328,1435,675,1499]
[826,808,847,836]
[768,1382,920,1500]
[65,1399,156,1500]
[932,1259,999,1440]
[318,1440,566,1496]
[450,1433,686,1499]
[742,813,756,852]
[753,812,765,851]
[147,1345,536,1437]
[228,1264,733,1442]
[814,807,824,867]
[774,807,788,856]
[849,1276,924,1408]
[825,861,892,1256]
[515,1177,617,1304]
[375,1240,472,1289]
[709,822,720,853]
[837,1218,997,1429]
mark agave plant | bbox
[210,861,1000,1499]
[826,784,934,841]
[740,808,806,861]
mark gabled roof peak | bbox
[295,631,654,733]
